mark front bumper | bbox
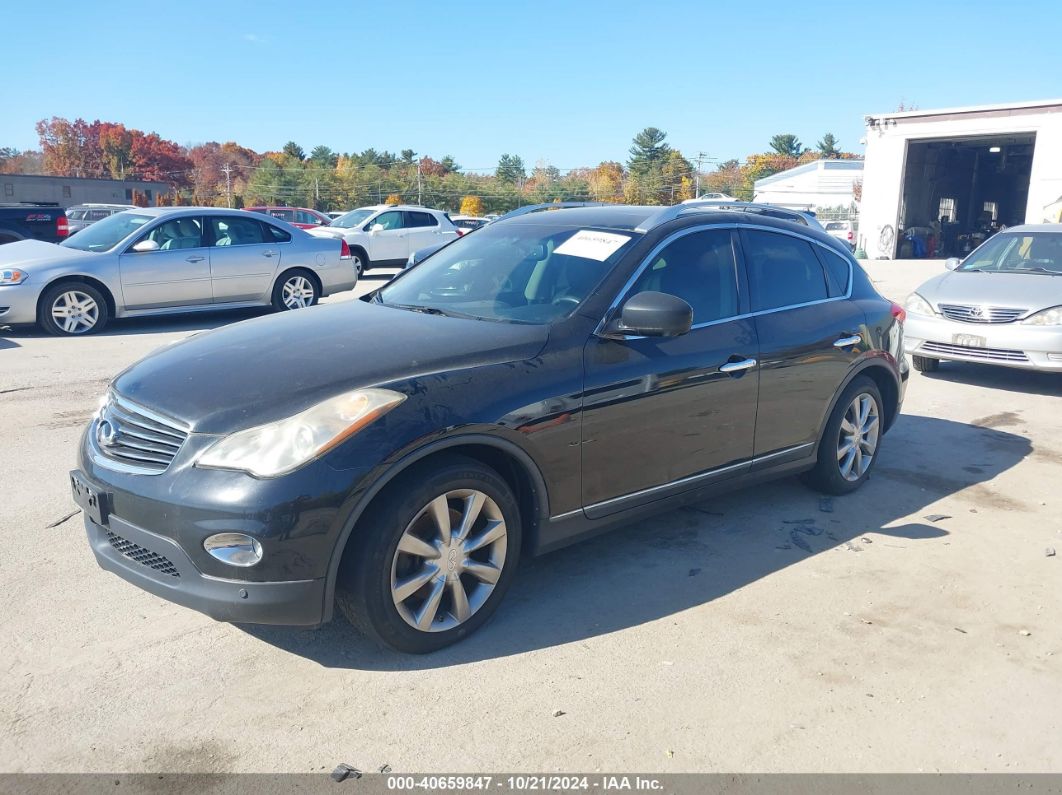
[0,282,46,325]
[904,313,1062,371]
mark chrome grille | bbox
[921,341,1029,362]
[95,394,189,473]
[106,531,180,577]
[938,303,1027,324]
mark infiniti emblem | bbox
[96,419,119,448]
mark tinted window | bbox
[743,230,829,311]
[210,216,267,246]
[268,208,294,221]
[818,248,851,297]
[87,209,111,221]
[406,211,438,228]
[265,223,291,243]
[139,217,204,250]
[372,211,405,230]
[825,222,848,231]
[296,209,322,225]
[627,229,739,324]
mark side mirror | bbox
[610,291,693,338]
[945,257,962,271]
[132,239,160,253]
[370,223,384,234]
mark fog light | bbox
[203,533,263,567]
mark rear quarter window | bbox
[817,247,852,297]
[742,229,830,311]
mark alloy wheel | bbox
[281,276,315,309]
[390,489,507,632]
[837,393,879,481]
[51,290,99,334]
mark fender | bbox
[815,352,903,443]
[320,430,552,622]
[0,228,25,242]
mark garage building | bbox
[859,99,1062,259]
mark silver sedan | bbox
[0,207,357,335]
[904,225,1062,372]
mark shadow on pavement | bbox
[0,335,21,350]
[918,361,1062,398]
[243,413,1031,669]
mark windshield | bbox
[67,209,87,220]
[378,222,639,323]
[825,222,847,231]
[959,232,1062,275]
[329,209,374,229]
[61,212,152,252]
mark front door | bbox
[580,227,759,517]
[206,215,280,303]
[367,210,410,264]
[738,228,864,463]
[118,216,212,310]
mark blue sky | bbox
[3,0,1061,171]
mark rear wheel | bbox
[39,282,109,335]
[271,270,319,311]
[802,376,883,495]
[336,455,522,653]
[912,355,939,373]
[350,248,368,276]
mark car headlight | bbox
[1021,305,1062,326]
[0,268,28,285]
[197,388,406,478]
[905,293,934,316]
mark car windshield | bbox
[67,209,87,220]
[329,209,374,228]
[61,212,153,252]
[959,232,1062,275]
[378,222,639,324]
[826,222,847,231]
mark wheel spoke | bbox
[858,396,871,426]
[464,519,506,553]
[464,560,501,585]
[427,495,451,544]
[839,446,856,478]
[456,491,486,541]
[398,533,440,559]
[414,577,446,629]
[840,417,857,435]
[448,577,471,622]
[392,564,438,603]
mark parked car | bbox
[824,220,856,251]
[72,203,907,652]
[309,205,460,274]
[450,215,488,235]
[245,206,331,230]
[904,225,1062,372]
[0,207,355,335]
[0,203,68,245]
[682,192,739,203]
[66,204,138,235]
[326,211,347,220]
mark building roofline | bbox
[866,98,1062,125]
[753,159,863,189]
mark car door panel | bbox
[118,217,212,310]
[367,211,408,263]
[207,215,279,303]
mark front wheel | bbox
[337,455,522,653]
[271,270,319,311]
[39,282,110,335]
[802,376,884,495]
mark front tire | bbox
[912,355,939,373]
[337,455,522,653]
[39,282,109,335]
[271,270,319,311]
[802,376,884,495]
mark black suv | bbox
[72,204,908,653]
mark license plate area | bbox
[953,333,987,348]
[70,471,109,525]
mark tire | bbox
[350,248,369,276]
[801,376,884,496]
[336,455,522,653]
[271,269,320,311]
[39,282,110,336]
[912,355,939,373]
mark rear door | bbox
[405,211,451,251]
[206,214,280,302]
[118,216,212,309]
[739,228,864,466]
[366,210,409,264]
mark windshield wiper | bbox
[384,302,474,319]
[1011,266,1061,275]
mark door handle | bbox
[719,357,757,374]
[262,250,275,257]
[833,335,862,348]
[185,255,205,263]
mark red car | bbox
[245,206,331,230]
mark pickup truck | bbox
[0,204,69,245]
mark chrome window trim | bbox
[595,222,854,341]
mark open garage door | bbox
[898,134,1035,258]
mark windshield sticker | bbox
[553,230,631,261]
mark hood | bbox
[917,270,1062,310]
[0,239,99,269]
[113,300,550,433]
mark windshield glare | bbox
[61,212,152,252]
[960,233,1062,274]
[329,209,374,228]
[378,223,638,323]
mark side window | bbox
[743,230,829,311]
[818,247,852,297]
[371,211,404,230]
[264,223,292,243]
[141,217,204,250]
[626,229,739,324]
[269,209,294,221]
[406,211,438,228]
[296,209,321,225]
[210,216,268,247]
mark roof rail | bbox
[493,201,608,223]
[635,201,812,232]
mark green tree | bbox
[400,149,416,164]
[816,133,841,158]
[495,153,526,185]
[282,141,306,161]
[769,134,803,158]
[309,145,337,168]
[440,155,459,174]
[627,127,671,176]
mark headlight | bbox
[905,293,934,316]
[1022,305,1062,326]
[0,268,28,285]
[197,388,405,477]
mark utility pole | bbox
[693,152,709,198]
[221,163,233,207]
[314,177,320,207]
[417,158,423,206]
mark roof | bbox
[501,205,658,230]
[754,159,863,189]
[1003,224,1062,233]
[866,98,1062,124]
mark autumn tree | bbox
[460,195,485,216]
[769,134,804,158]
[588,161,625,203]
